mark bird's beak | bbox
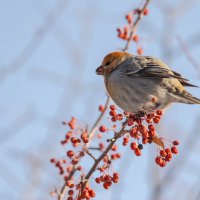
[96,65,104,75]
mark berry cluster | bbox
[50,102,180,200]
[117,8,149,55]
[99,105,179,167]
[95,172,119,189]
[155,141,179,167]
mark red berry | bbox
[99,125,107,132]
[77,166,82,171]
[143,8,149,15]
[110,105,116,110]
[111,145,118,151]
[165,148,171,154]
[111,116,117,122]
[109,110,116,116]
[123,137,129,144]
[142,138,148,144]
[71,158,79,165]
[134,148,141,156]
[68,190,74,196]
[148,130,156,137]
[99,105,105,112]
[130,127,138,138]
[113,172,119,178]
[89,189,96,197]
[156,110,163,115]
[171,146,178,154]
[50,158,56,163]
[125,14,132,23]
[153,116,160,124]
[133,35,139,42]
[111,154,117,160]
[138,125,149,138]
[165,153,172,161]
[151,97,157,103]
[155,156,164,166]
[112,173,119,183]
[159,160,166,167]
[99,142,105,150]
[117,114,123,121]
[160,150,167,157]
[67,150,74,158]
[148,124,155,131]
[173,140,179,146]
[65,131,73,140]
[95,177,101,184]
[116,153,121,158]
[130,142,137,150]
[137,47,143,55]
[103,182,110,189]
[70,137,77,144]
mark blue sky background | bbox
[0,0,200,200]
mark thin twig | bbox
[123,0,151,51]
[84,149,97,161]
[88,147,101,151]
[89,96,110,139]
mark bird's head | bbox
[96,51,132,76]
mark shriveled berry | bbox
[173,140,179,146]
[138,144,143,150]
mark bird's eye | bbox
[105,61,111,66]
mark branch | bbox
[123,0,151,51]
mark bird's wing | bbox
[123,56,198,87]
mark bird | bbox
[96,51,200,114]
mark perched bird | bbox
[96,51,200,113]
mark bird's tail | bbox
[179,91,200,104]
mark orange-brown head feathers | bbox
[96,51,133,76]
